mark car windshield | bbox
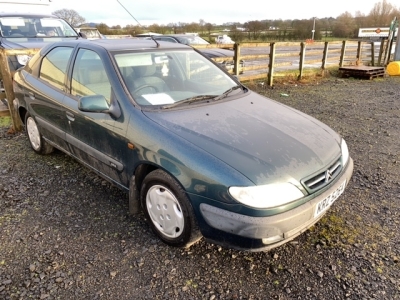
[176,36,210,45]
[77,28,102,39]
[113,49,239,107]
[0,16,78,38]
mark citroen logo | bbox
[325,170,333,182]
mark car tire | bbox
[25,113,54,155]
[140,169,202,248]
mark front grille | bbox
[303,158,342,193]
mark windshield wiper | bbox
[214,85,243,101]
[162,95,217,109]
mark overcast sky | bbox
[2,0,393,26]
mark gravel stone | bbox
[1,76,399,299]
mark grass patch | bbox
[241,66,340,86]
[0,116,11,128]
[308,213,359,247]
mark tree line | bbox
[53,0,399,41]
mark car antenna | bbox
[116,0,142,27]
[115,0,159,48]
[151,36,160,48]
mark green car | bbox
[13,39,353,251]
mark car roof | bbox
[43,38,192,52]
[0,12,56,18]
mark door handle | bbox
[28,92,35,100]
[66,111,75,122]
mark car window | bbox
[175,51,228,83]
[192,36,209,44]
[71,49,111,103]
[39,47,74,90]
[157,37,177,43]
[113,49,236,106]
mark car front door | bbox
[63,47,129,187]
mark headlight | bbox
[16,55,32,66]
[341,138,349,166]
[229,183,304,209]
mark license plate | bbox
[314,180,346,218]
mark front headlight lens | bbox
[341,138,349,166]
[229,183,304,209]
[16,55,32,66]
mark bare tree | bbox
[205,23,213,35]
[245,20,263,39]
[292,19,313,40]
[148,23,161,33]
[354,11,368,29]
[367,0,399,26]
[229,27,245,43]
[52,9,85,27]
[199,19,205,34]
[95,23,109,34]
[183,22,200,33]
[332,12,357,38]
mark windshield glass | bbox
[113,49,238,107]
[176,35,209,45]
[77,28,101,39]
[0,16,78,38]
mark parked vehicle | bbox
[215,34,234,44]
[75,27,104,40]
[147,34,244,74]
[13,39,353,251]
[0,12,81,103]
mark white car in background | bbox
[215,34,234,44]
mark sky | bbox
[1,0,390,26]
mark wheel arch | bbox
[18,106,28,125]
[128,163,160,215]
[129,161,192,215]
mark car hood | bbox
[143,91,341,185]
[200,48,234,58]
[0,37,76,49]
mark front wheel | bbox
[140,169,202,248]
[25,113,54,155]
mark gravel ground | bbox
[1,75,399,299]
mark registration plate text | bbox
[314,180,346,218]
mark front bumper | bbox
[199,158,354,251]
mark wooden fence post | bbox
[268,42,276,86]
[233,43,241,76]
[321,41,329,70]
[377,41,385,66]
[339,40,347,67]
[298,42,306,80]
[0,49,22,131]
[356,41,362,64]
[370,42,375,66]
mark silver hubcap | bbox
[146,185,184,238]
[26,117,41,150]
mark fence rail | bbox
[195,40,392,85]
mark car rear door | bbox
[23,46,74,150]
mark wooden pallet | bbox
[339,66,386,80]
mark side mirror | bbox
[78,95,121,118]
[79,32,87,39]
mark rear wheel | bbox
[25,113,54,155]
[140,169,202,248]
